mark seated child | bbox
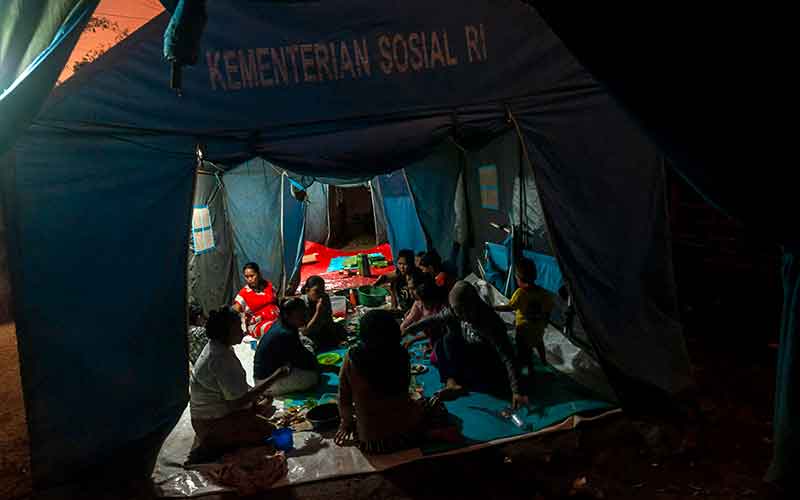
[299,275,344,352]
[415,250,426,268]
[418,249,455,295]
[400,271,446,350]
[495,257,555,372]
[373,248,417,314]
[335,310,459,453]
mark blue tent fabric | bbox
[485,242,563,296]
[463,133,522,252]
[282,175,306,293]
[4,0,696,486]
[224,158,304,293]
[304,182,329,245]
[7,133,194,485]
[376,173,427,261]
[517,97,691,397]
[404,142,462,260]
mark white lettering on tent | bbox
[465,25,480,62]
[300,44,316,82]
[204,26,488,91]
[239,49,260,88]
[393,34,409,73]
[443,31,458,66]
[378,35,393,74]
[223,50,241,90]
[429,32,445,68]
[339,42,357,79]
[314,43,334,82]
[254,48,273,87]
[409,33,424,71]
[353,38,371,76]
[287,45,301,84]
[206,51,226,90]
[272,47,289,85]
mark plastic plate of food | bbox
[410,363,428,374]
[316,352,342,365]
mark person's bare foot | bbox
[437,378,466,401]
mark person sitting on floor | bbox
[404,281,528,409]
[415,250,426,268]
[187,306,289,464]
[253,298,321,396]
[232,262,280,338]
[373,248,417,314]
[335,310,460,454]
[400,271,446,350]
[418,249,456,295]
[495,257,555,373]
[188,296,209,366]
[300,275,344,352]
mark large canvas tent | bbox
[0,0,703,490]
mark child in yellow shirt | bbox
[495,258,554,371]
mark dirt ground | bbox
[0,322,32,500]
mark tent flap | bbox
[404,141,462,260]
[516,94,691,396]
[375,173,427,261]
[8,130,194,485]
[224,158,304,295]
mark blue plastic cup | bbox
[267,427,294,451]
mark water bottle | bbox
[359,253,372,277]
[509,409,531,431]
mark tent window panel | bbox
[192,205,215,255]
[479,164,499,210]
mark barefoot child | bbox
[495,258,555,373]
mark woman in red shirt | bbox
[232,262,280,338]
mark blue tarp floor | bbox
[153,320,617,497]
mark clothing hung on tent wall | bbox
[3,0,691,489]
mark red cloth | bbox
[234,282,279,338]
[298,242,396,293]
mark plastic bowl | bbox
[306,402,340,431]
[357,286,389,307]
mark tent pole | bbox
[184,161,199,362]
[369,180,381,246]
[280,173,287,296]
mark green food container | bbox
[357,286,388,307]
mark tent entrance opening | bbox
[328,185,376,250]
